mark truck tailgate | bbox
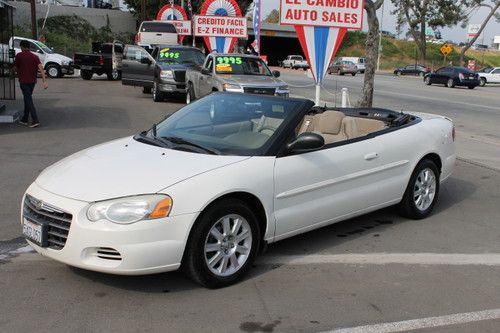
[74,53,103,67]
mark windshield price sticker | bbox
[217,57,243,65]
[280,0,364,29]
[216,63,233,72]
[160,48,180,59]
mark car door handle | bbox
[364,152,379,160]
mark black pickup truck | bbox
[121,44,205,102]
[73,41,124,80]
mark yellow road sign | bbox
[440,44,453,56]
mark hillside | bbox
[336,31,500,70]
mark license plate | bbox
[81,65,92,70]
[469,76,474,79]
[22,218,47,247]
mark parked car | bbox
[135,21,178,48]
[336,56,365,73]
[121,45,205,102]
[21,92,455,288]
[381,30,396,39]
[281,55,309,70]
[394,64,431,76]
[185,53,289,104]
[10,36,74,78]
[328,60,357,76]
[424,66,480,89]
[476,67,500,86]
[73,41,124,80]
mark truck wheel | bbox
[107,69,121,81]
[143,87,152,94]
[152,81,164,102]
[46,64,61,78]
[186,83,196,104]
[81,70,93,80]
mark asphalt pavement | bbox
[0,73,499,332]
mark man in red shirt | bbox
[12,40,48,128]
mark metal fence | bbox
[0,1,15,100]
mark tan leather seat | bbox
[343,116,386,139]
[313,111,347,144]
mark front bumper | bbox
[158,81,186,93]
[22,182,198,275]
[61,64,74,75]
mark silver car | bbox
[185,53,289,104]
[328,60,358,76]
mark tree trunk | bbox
[358,3,380,107]
[459,2,500,65]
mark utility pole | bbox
[141,0,146,22]
[30,0,37,40]
[376,1,384,72]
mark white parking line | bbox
[323,308,500,333]
[259,253,500,266]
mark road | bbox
[0,74,499,332]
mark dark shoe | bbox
[29,122,40,128]
[19,120,28,126]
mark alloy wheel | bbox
[413,168,437,212]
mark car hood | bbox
[220,75,285,87]
[35,137,250,202]
[47,53,72,63]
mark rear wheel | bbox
[351,73,356,76]
[424,77,431,85]
[398,159,440,219]
[479,78,486,87]
[419,71,424,77]
[182,199,260,288]
[396,71,402,76]
[81,70,93,80]
[447,78,455,88]
[468,86,475,90]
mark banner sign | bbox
[200,0,243,53]
[253,0,262,54]
[193,15,247,37]
[171,20,192,35]
[280,0,364,30]
[156,4,191,42]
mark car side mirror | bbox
[287,132,324,153]
[272,70,280,78]
[201,68,211,75]
[140,57,151,64]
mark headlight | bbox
[61,60,69,66]
[87,194,173,224]
[278,85,289,90]
[223,83,242,92]
[160,70,174,79]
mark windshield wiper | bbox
[162,136,220,155]
[134,131,171,148]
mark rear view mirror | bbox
[287,132,324,153]
[272,70,281,78]
[201,68,211,75]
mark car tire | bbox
[46,64,61,79]
[396,71,402,76]
[182,199,261,289]
[107,69,121,81]
[479,78,486,87]
[398,159,440,220]
[81,70,93,80]
[419,71,424,77]
[351,73,356,76]
[186,83,195,104]
[337,69,341,75]
[447,78,455,88]
[424,77,431,85]
[152,81,164,102]
[143,87,152,94]
[468,86,475,90]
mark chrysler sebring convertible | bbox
[22,93,455,288]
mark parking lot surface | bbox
[1,74,499,332]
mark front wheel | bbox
[398,159,440,219]
[182,199,260,288]
[468,86,475,90]
[447,78,455,88]
[186,83,196,104]
[143,87,152,94]
[419,71,424,77]
[479,78,486,87]
[46,64,61,78]
[81,70,93,80]
[152,81,164,102]
[351,73,356,76]
[107,69,121,80]
[424,77,431,85]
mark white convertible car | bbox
[22,93,455,288]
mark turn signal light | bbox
[148,197,173,219]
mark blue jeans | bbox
[20,83,39,123]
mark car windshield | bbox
[215,56,272,76]
[157,48,204,65]
[478,67,492,73]
[34,41,53,54]
[137,94,302,155]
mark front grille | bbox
[243,87,276,95]
[23,195,72,250]
[96,247,122,261]
[173,70,186,83]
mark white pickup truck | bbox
[281,55,309,70]
[135,21,179,48]
[477,67,500,86]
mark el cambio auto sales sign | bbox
[280,0,364,29]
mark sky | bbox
[262,0,500,44]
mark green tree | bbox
[264,9,280,23]
[123,0,253,21]
[391,0,467,62]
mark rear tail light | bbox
[99,55,104,66]
[459,73,464,80]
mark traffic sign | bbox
[440,44,453,56]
